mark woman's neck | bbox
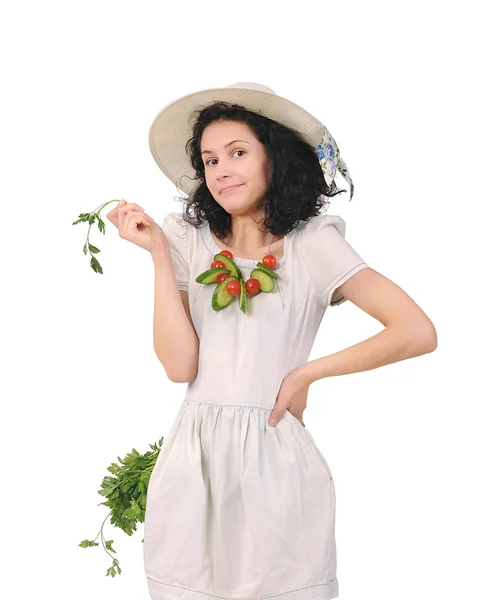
[212,229,284,261]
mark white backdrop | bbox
[1,1,493,599]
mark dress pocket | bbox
[284,410,334,483]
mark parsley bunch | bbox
[72,199,155,274]
[79,437,164,577]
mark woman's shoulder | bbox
[163,210,188,229]
[161,211,190,241]
[294,212,347,244]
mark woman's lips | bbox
[221,184,244,194]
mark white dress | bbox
[143,210,369,600]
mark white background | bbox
[1,1,493,599]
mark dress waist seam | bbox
[183,399,273,411]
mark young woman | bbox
[107,82,437,600]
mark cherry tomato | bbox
[220,250,233,259]
[226,279,241,296]
[246,278,261,295]
[216,273,230,284]
[211,259,226,269]
[262,254,277,269]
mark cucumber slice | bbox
[212,276,238,311]
[238,278,247,313]
[195,266,230,284]
[250,268,275,292]
[214,253,243,280]
[256,261,278,279]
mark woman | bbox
[107,82,437,600]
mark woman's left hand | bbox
[269,369,310,428]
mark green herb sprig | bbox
[79,437,164,577]
[72,199,155,274]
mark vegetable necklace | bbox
[195,229,284,313]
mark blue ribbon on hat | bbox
[315,127,354,200]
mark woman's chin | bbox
[221,197,254,213]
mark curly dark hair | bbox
[174,101,349,240]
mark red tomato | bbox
[216,273,230,284]
[220,250,233,259]
[226,279,241,296]
[245,278,261,295]
[211,259,226,269]
[262,254,277,269]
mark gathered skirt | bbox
[143,400,339,600]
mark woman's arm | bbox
[151,247,199,383]
[297,267,437,385]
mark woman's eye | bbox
[206,150,245,167]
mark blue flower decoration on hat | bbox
[315,127,354,200]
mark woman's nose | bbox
[216,167,234,180]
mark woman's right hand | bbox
[106,199,169,253]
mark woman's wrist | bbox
[150,244,170,263]
[294,361,322,387]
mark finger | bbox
[116,199,127,212]
[118,200,145,212]
[118,203,145,222]
[124,211,153,233]
[118,205,141,229]
[106,201,123,218]
[268,404,288,427]
[126,210,154,225]
[107,208,121,224]
[116,200,142,217]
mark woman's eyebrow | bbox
[201,140,250,155]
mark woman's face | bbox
[200,120,273,216]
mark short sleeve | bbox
[160,212,189,292]
[302,214,368,307]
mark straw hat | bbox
[148,82,354,200]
